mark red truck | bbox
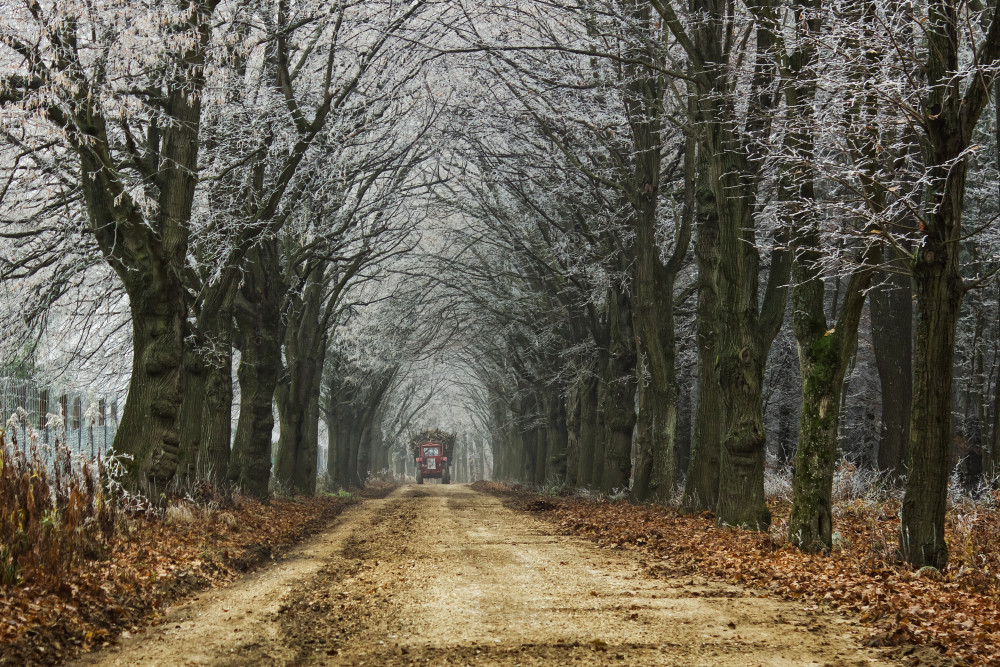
[409,429,455,484]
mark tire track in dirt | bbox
[73,484,901,666]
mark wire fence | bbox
[0,377,118,470]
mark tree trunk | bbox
[545,389,568,485]
[622,0,691,504]
[275,274,325,495]
[490,401,510,480]
[197,306,234,488]
[657,0,789,529]
[565,381,581,488]
[275,351,323,494]
[110,278,188,495]
[989,314,1000,479]
[871,257,913,475]
[346,411,363,487]
[519,421,534,484]
[477,434,488,480]
[787,240,876,550]
[368,411,385,478]
[781,6,881,552]
[989,285,1000,484]
[576,375,599,487]
[178,286,234,489]
[684,162,722,512]
[325,382,341,488]
[677,382,692,478]
[649,380,679,503]
[177,342,206,486]
[898,0,1000,567]
[713,206,790,528]
[77,5,215,494]
[533,421,548,486]
[902,255,963,568]
[601,286,637,494]
[354,420,372,489]
[632,361,654,502]
[713,182,782,529]
[708,84,790,529]
[714,332,769,529]
[229,242,284,500]
[592,351,609,490]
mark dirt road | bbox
[74,484,898,666]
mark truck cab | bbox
[415,442,450,484]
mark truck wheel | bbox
[416,470,423,484]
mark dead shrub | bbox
[0,424,117,590]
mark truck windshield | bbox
[423,445,440,456]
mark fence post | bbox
[40,389,49,444]
[99,399,107,453]
[71,395,81,453]
[60,393,68,450]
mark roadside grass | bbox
[0,430,366,666]
[474,467,1000,666]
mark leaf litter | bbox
[473,481,1000,667]
[0,491,375,666]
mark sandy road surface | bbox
[73,484,899,666]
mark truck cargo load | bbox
[409,428,456,484]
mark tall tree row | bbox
[441,0,1000,570]
[0,0,441,497]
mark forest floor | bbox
[0,484,397,666]
[70,484,904,666]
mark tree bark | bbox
[346,409,363,487]
[229,242,285,500]
[788,241,877,550]
[989,305,1000,479]
[632,361,654,502]
[325,379,341,488]
[899,0,1000,569]
[111,287,188,495]
[903,251,963,567]
[196,306,233,488]
[601,285,637,494]
[73,4,216,494]
[178,285,234,489]
[779,0,883,552]
[684,155,722,512]
[576,375,599,487]
[275,273,326,495]
[356,422,371,487]
[658,0,791,527]
[532,418,548,486]
[177,343,207,486]
[545,388,568,485]
[198,307,234,488]
[677,380,692,478]
[987,81,1000,484]
[622,0,692,505]
[713,177,789,528]
[565,381,581,488]
[477,433,488,480]
[871,254,913,475]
